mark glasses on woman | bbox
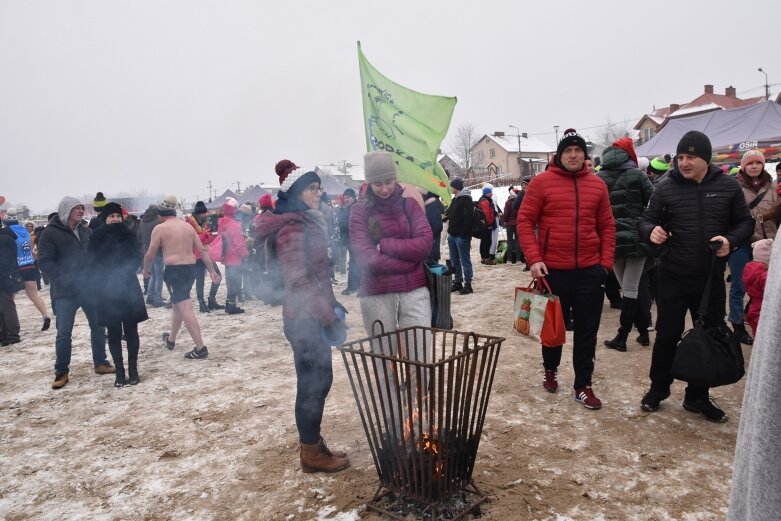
[307,184,323,194]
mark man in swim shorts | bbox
[143,195,221,359]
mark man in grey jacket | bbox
[38,197,113,389]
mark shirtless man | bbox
[143,195,221,359]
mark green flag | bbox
[358,43,456,202]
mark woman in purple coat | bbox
[349,151,433,335]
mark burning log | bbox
[338,324,504,520]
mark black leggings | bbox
[283,318,333,445]
[107,321,139,373]
[194,259,221,301]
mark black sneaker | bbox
[682,397,728,423]
[341,287,356,296]
[451,282,463,293]
[185,346,209,359]
[641,388,671,412]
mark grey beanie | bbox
[364,151,397,184]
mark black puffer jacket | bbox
[445,193,474,238]
[37,217,93,299]
[597,146,654,258]
[639,164,754,276]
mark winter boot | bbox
[318,437,346,459]
[543,369,558,393]
[636,331,650,347]
[114,367,127,388]
[225,301,245,314]
[451,281,464,293]
[605,297,637,351]
[198,297,209,313]
[459,282,473,295]
[604,330,629,352]
[127,344,140,385]
[208,283,224,310]
[732,322,753,345]
[300,441,350,473]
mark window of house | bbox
[642,128,655,142]
[477,151,484,163]
[489,148,495,159]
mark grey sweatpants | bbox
[359,286,432,439]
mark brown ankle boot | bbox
[300,441,350,473]
[318,437,346,459]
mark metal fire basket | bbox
[337,323,504,520]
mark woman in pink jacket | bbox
[217,197,249,314]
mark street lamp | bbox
[758,67,770,100]
[554,125,560,144]
[509,124,523,178]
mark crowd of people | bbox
[1,130,779,485]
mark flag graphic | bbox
[358,42,457,202]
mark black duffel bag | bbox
[670,241,745,388]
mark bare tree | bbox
[593,118,633,149]
[446,123,479,171]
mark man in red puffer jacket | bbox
[517,128,616,410]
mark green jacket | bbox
[597,147,654,258]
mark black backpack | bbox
[471,205,488,238]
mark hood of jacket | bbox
[737,170,773,193]
[600,146,636,171]
[58,197,83,226]
[141,207,159,223]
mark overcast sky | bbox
[1,0,779,213]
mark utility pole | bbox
[509,124,524,179]
[207,181,213,203]
[758,67,770,100]
[554,125,560,145]
[235,181,241,197]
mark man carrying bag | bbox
[638,131,754,422]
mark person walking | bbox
[638,131,754,421]
[217,197,249,314]
[38,197,113,389]
[726,149,778,345]
[254,167,350,473]
[517,128,616,409]
[444,178,474,294]
[2,208,51,331]
[597,138,654,351]
[87,202,148,387]
[143,195,221,360]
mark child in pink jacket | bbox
[743,239,774,335]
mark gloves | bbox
[322,319,347,346]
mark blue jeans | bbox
[727,244,752,324]
[447,235,473,284]
[54,296,108,374]
[148,256,164,304]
